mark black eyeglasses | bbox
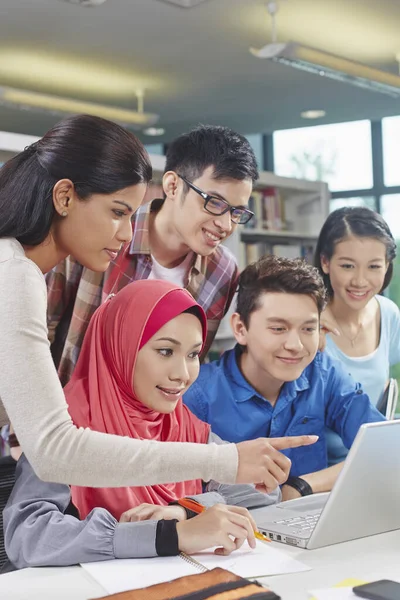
[178,175,254,225]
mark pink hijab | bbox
[66,280,210,520]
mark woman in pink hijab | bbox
[67,279,211,518]
[4,281,279,569]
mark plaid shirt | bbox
[47,199,239,386]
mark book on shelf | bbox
[242,242,316,265]
[245,187,285,232]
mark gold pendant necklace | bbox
[333,315,363,347]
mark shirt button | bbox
[356,389,364,395]
[302,417,309,424]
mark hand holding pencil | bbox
[176,498,270,556]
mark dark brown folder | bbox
[92,567,280,600]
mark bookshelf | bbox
[235,171,330,270]
[211,171,330,354]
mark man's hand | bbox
[120,502,186,523]
[176,504,257,556]
[235,435,319,493]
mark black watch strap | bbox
[155,519,179,556]
[285,476,313,497]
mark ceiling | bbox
[0,0,400,144]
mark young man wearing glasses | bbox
[47,125,258,384]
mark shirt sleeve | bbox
[0,258,238,487]
[324,359,386,449]
[3,455,158,569]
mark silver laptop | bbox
[251,420,400,549]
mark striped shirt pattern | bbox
[46,199,239,386]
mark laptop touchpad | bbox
[276,492,329,513]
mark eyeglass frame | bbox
[178,174,254,225]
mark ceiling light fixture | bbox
[156,0,209,7]
[60,0,108,6]
[0,86,160,129]
[143,127,166,136]
[250,2,400,99]
[301,109,326,119]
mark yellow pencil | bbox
[254,530,272,543]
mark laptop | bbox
[251,420,400,549]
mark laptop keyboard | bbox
[274,513,320,532]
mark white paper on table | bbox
[81,556,198,594]
[81,541,310,595]
[193,541,311,578]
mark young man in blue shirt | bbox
[183,255,385,501]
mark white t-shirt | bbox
[148,252,193,287]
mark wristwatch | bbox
[285,476,313,497]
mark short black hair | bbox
[165,124,259,186]
[314,207,397,296]
[237,254,327,328]
[0,114,152,246]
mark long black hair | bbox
[314,206,397,296]
[0,114,152,246]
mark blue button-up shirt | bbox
[183,346,385,476]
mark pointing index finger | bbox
[269,435,319,450]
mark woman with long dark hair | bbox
[315,206,400,463]
[0,114,304,491]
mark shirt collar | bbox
[226,345,311,404]
[128,198,202,274]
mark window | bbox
[382,116,400,187]
[381,194,400,240]
[144,144,164,156]
[274,120,373,192]
[329,196,376,213]
[380,195,400,306]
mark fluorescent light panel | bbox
[0,86,159,128]
[301,109,326,119]
[250,42,400,98]
[157,0,209,7]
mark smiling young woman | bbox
[3,281,281,569]
[0,114,302,493]
[0,114,235,490]
[315,207,400,464]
